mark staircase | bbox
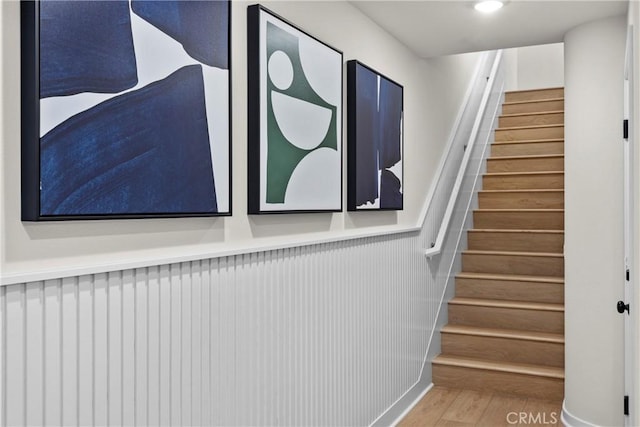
[432,87,565,401]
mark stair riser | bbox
[478,191,564,209]
[441,333,564,367]
[432,364,564,401]
[483,174,564,190]
[462,253,564,276]
[499,112,564,128]
[467,231,564,252]
[505,88,564,103]
[487,157,564,173]
[496,126,564,142]
[492,141,564,157]
[456,277,564,303]
[473,211,564,230]
[448,304,564,333]
[502,100,564,115]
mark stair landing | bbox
[398,386,562,427]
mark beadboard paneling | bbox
[2,240,428,426]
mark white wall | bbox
[503,48,519,91]
[564,15,626,427]
[0,0,481,284]
[504,43,564,91]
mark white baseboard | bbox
[369,381,433,427]
[390,383,434,427]
[561,400,599,427]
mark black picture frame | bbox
[20,0,232,220]
[247,4,344,214]
[347,60,404,211]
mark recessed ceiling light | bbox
[474,0,504,13]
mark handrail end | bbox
[424,247,442,259]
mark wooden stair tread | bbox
[469,229,564,234]
[480,189,563,193]
[484,171,563,177]
[488,154,564,160]
[463,249,563,257]
[500,110,564,118]
[492,138,564,145]
[449,297,564,312]
[503,97,564,106]
[432,355,565,379]
[456,272,564,284]
[497,124,564,131]
[475,208,564,212]
[505,87,564,95]
[502,99,565,117]
[441,325,564,343]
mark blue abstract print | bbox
[40,0,138,98]
[131,0,229,69]
[353,66,379,207]
[41,66,216,215]
[378,79,403,172]
[32,0,231,218]
[349,61,403,210]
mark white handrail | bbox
[424,50,503,258]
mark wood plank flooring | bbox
[398,386,562,427]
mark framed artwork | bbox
[347,60,404,211]
[20,0,231,220]
[247,4,343,214]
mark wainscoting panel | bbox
[1,235,436,426]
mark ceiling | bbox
[350,0,629,58]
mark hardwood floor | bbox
[398,386,562,427]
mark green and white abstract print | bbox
[259,12,342,212]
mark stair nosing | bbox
[480,189,564,193]
[463,249,563,258]
[505,87,564,95]
[468,228,564,234]
[500,110,564,118]
[441,325,565,344]
[475,208,564,213]
[456,271,564,284]
[496,124,564,131]
[492,138,564,145]
[484,171,564,177]
[503,97,564,106]
[432,355,565,379]
[449,297,564,312]
[487,154,564,161]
